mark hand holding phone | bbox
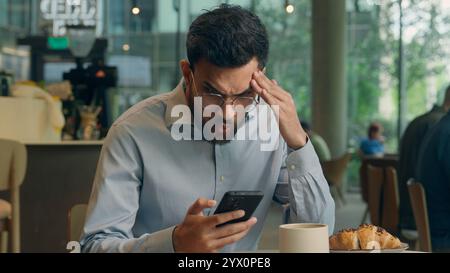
[173,192,263,253]
[213,191,264,227]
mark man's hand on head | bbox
[251,71,308,150]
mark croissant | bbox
[378,229,402,249]
[329,229,359,250]
[357,224,381,250]
[330,224,401,250]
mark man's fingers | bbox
[251,79,278,105]
[251,79,263,93]
[212,217,257,239]
[208,210,245,227]
[212,228,252,250]
[252,71,273,91]
[187,198,216,215]
[252,71,287,101]
[251,79,284,117]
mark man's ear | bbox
[180,59,192,86]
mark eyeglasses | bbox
[190,71,260,112]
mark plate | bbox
[330,242,409,253]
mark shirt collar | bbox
[164,79,190,128]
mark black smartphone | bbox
[213,191,264,227]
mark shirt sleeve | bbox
[79,123,176,253]
[273,139,335,235]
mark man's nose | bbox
[221,102,236,121]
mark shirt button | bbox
[220,176,225,182]
[290,165,296,170]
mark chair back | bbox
[381,167,399,234]
[321,153,352,186]
[0,138,27,253]
[407,179,432,252]
[0,139,26,190]
[367,164,384,226]
[68,204,88,243]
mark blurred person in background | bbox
[359,122,385,157]
[398,85,450,232]
[416,94,450,252]
[301,121,331,162]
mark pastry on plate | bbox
[330,224,401,250]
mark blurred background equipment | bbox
[45,81,72,101]
[0,71,13,97]
[17,32,117,140]
[62,25,118,139]
[0,81,65,143]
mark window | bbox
[346,0,450,190]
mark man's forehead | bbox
[196,59,259,95]
[203,80,252,96]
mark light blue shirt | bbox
[80,81,335,253]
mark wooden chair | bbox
[407,179,431,252]
[367,165,383,226]
[366,165,400,235]
[0,139,27,253]
[359,163,370,223]
[321,153,352,206]
[0,199,11,252]
[382,167,399,234]
[359,155,399,224]
[68,204,88,242]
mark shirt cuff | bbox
[285,139,321,177]
[142,225,176,253]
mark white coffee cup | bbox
[279,223,329,253]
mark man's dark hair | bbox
[186,4,269,69]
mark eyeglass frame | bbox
[189,70,261,112]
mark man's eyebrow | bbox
[203,81,253,96]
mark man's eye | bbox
[204,87,214,94]
[204,86,218,94]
